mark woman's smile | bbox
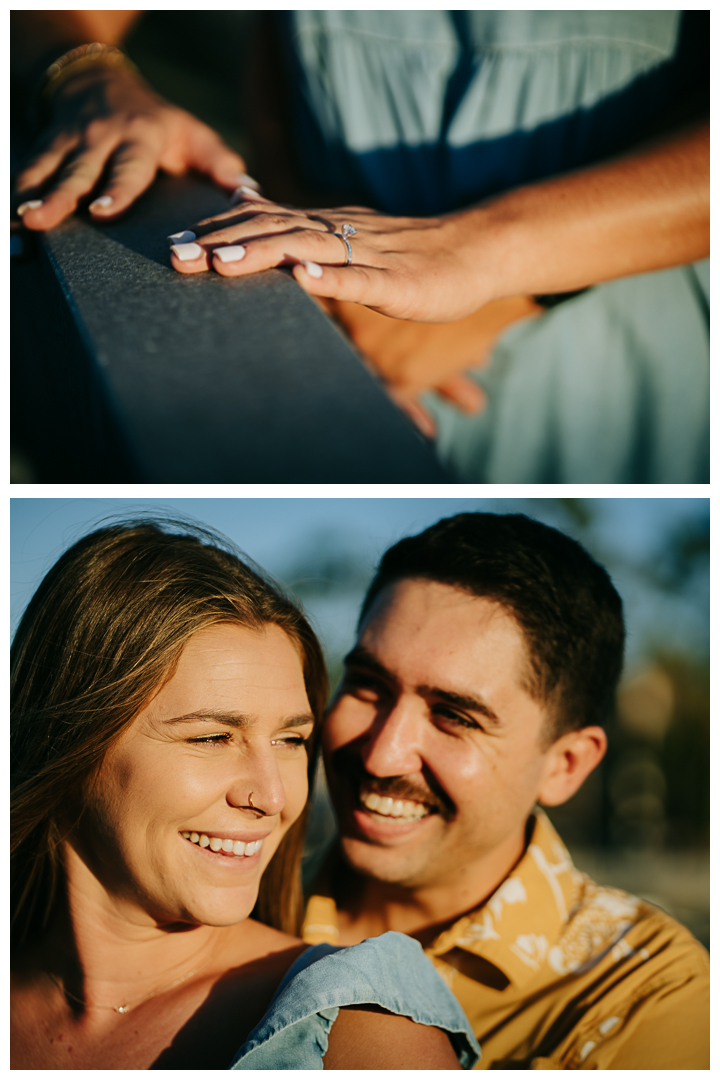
[181,831,266,858]
[11,520,343,1071]
[74,622,314,926]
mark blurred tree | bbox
[284,531,374,600]
[643,512,710,593]
[554,498,594,529]
[657,654,710,847]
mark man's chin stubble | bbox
[339,834,440,890]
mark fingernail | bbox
[17,200,43,216]
[236,172,261,191]
[304,261,323,279]
[230,186,265,206]
[89,195,114,211]
[10,234,24,258]
[167,230,196,244]
[214,244,246,264]
[170,242,204,261]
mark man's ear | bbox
[537,726,607,807]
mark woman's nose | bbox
[361,699,425,778]
[226,748,287,816]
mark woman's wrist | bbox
[450,192,587,305]
[442,203,520,308]
[39,43,137,102]
[45,61,161,129]
[464,197,562,303]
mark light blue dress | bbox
[229,932,481,1069]
[280,12,709,483]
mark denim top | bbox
[229,931,481,1069]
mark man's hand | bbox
[323,297,541,436]
[15,67,249,231]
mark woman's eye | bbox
[188,732,232,746]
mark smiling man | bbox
[302,513,709,1069]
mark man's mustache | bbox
[328,744,453,817]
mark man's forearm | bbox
[470,122,709,303]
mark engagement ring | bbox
[333,223,357,265]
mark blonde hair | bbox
[11,519,327,945]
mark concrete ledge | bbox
[12,173,449,482]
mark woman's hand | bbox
[166,121,707,430]
[169,195,494,323]
[15,66,249,231]
[168,196,541,434]
[170,121,709,321]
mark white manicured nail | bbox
[89,195,114,211]
[214,244,246,263]
[230,186,264,206]
[17,200,43,216]
[304,261,323,279]
[171,242,204,261]
[167,230,196,243]
[236,172,261,191]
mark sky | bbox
[11,497,708,676]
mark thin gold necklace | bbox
[48,962,202,1015]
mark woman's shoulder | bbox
[238,917,303,953]
[229,931,480,1070]
[205,919,307,1007]
[216,916,307,968]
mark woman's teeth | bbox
[181,832,263,857]
[359,786,429,821]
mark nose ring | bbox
[248,791,255,809]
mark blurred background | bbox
[11,497,709,947]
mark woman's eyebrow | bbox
[163,710,315,729]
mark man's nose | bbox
[361,698,425,777]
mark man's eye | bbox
[343,671,384,695]
[188,732,232,746]
[434,706,481,730]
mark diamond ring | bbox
[332,223,357,266]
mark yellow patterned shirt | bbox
[302,810,709,1069]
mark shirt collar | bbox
[303,811,586,989]
[427,810,585,988]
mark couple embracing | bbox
[11,512,708,1069]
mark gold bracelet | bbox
[37,42,139,108]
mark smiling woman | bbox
[10,519,478,1070]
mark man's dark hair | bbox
[359,513,625,741]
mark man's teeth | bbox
[181,832,263,857]
[360,788,430,820]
